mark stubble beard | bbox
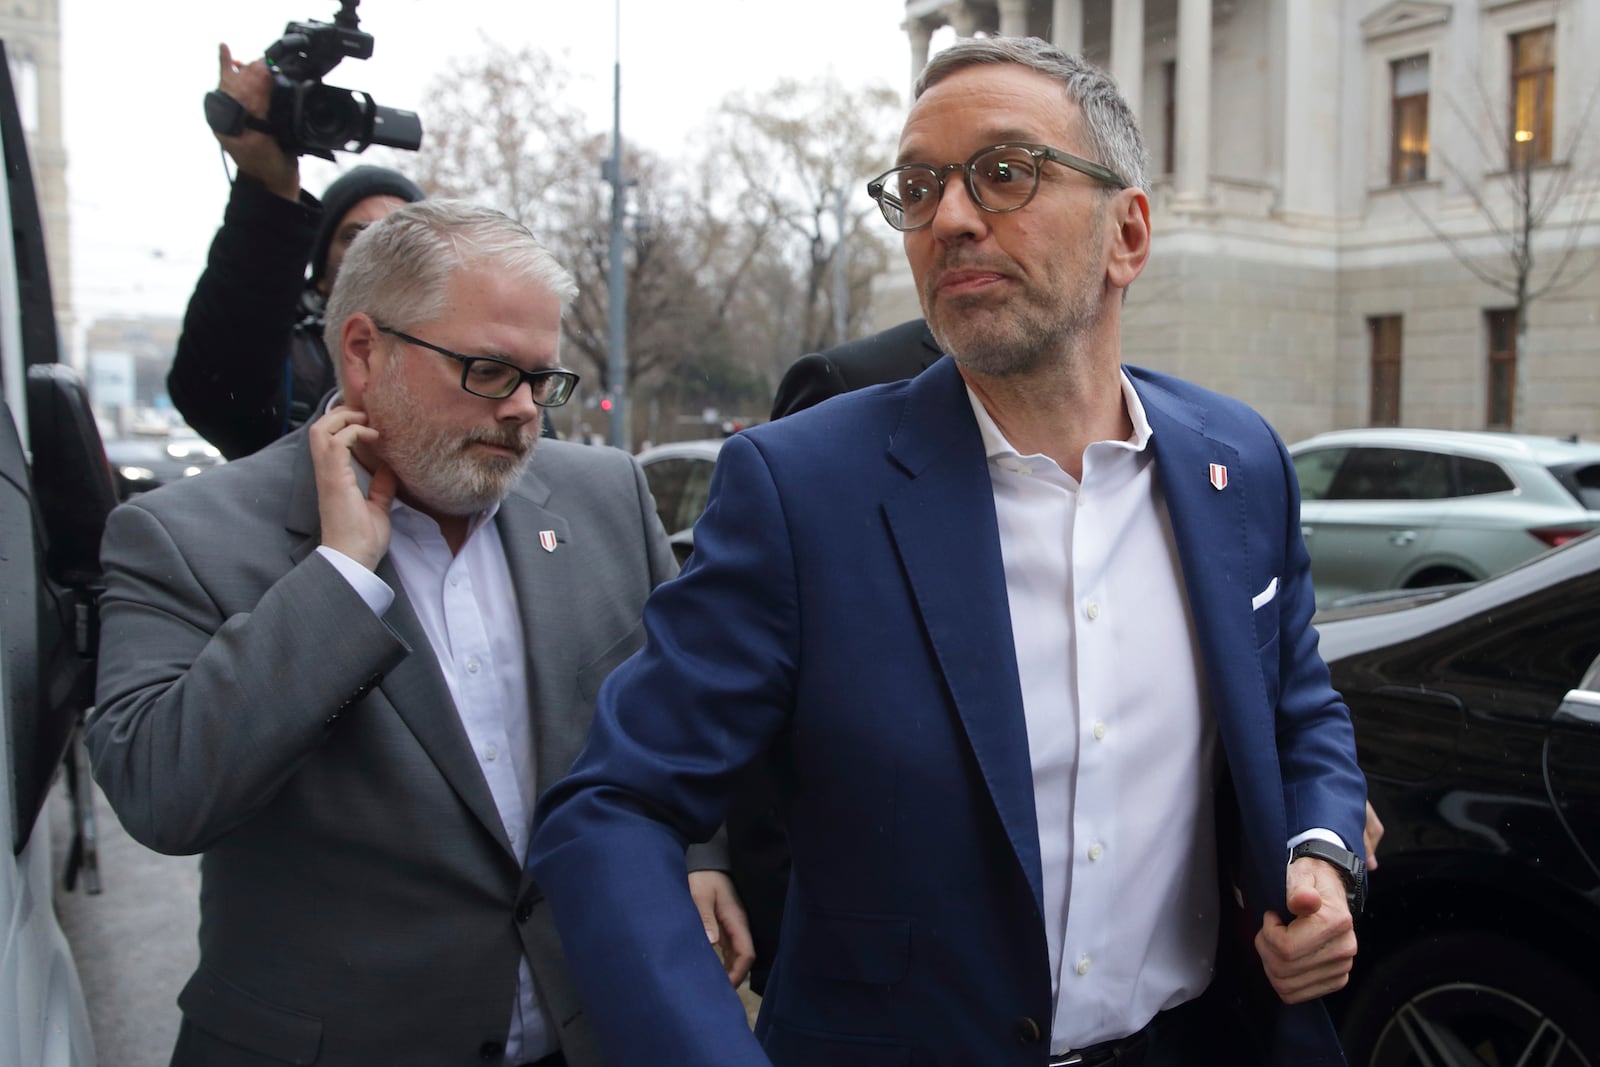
[926,273,1103,381]
[920,205,1111,381]
[364,360,537,517]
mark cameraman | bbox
[168,44,424,460]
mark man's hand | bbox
[688,870,755,988]
[214,43,300,201]
[1255,856,1358,1004]
[1364,801,1385,872]
[311,406,397,572]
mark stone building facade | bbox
[889,0,1600,442]
[0,0,70,356]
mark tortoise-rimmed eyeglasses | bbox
[867,142,1128,232]
[373,322,580,408]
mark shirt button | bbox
[449,575,460,587]
[1076,956,1092,976]
[466,659,480,674]
[484,744,498,761]
[1085,602,1100,621]
[1088,843,1104,861]
[1093,722,1107,741]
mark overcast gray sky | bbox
[61,0,916,336]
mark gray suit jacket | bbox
[88,429,695,1066]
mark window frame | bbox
[1368,314,1403,426]
[1389,55,1430,184]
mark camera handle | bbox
[203,90,275,139]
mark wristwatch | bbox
[1289,839,1366,914]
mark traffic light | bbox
[599,397,613,412]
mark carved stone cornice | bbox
[1360,1,1453,43]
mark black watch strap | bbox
[1289,838,1366,913]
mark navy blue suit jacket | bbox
[530,357,1366,1066]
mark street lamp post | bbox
[603,1,629,450]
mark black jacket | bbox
[168,177,330,461]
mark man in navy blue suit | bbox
[530,35,1366,1066]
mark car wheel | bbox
[1404,566,1473,589]
[1339,931,1600,1067]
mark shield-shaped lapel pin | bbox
[1209,463,1228,491]
[539,530,558,553]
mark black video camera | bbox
[203,0,422,161]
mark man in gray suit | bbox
[88,199,752,1067]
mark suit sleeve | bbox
[623,449,733,874]
[1266,428,1368,859]
[529,433,796,1064]
[87,500,409,855]
[168,177,321,460]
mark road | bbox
[49,774,198,1067]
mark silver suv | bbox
[1289,428,1600,607]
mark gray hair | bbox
[916,36,1148,194]
[323,198,579,375]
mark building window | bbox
[1509,26,1554,165]
[1368,315,1402,426]
[1389,56,1428,184]
[1162,60,1177,175]
[1485,308,1518,429]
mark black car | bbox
[1316,532,1600,1065]
[102,429,224,500]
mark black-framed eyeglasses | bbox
[866,142,1128,232]
[373,322,580,407]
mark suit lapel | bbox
[882,360,1044,915]
[281,433,516,859]
[493,470,578,799]
[1136,378,1288,877]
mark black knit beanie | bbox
[308,165,426,286]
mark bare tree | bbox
[388,52,906,437]
[404,42,589,232]
[712,77,900,368]
[1403,10,1600,426]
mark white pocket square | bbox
[1251,577,1279,611]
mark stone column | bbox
[1175,0,1212,206]
[949,1,980,37]
[998,0,1029,37]
[1110,0,1145,124]
[1052,0,1083,54]
[908,19,934,91]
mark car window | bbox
[643,457,693,535]
[1326,447,1451,501]
[1292,447,1345,501]
[1564,463,1600,511]
[1453,456,1515,497]
[679,459,716,532]
[1447,587,1600,721]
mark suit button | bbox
[1015,1017,1042,1044]
[478,1039,504,1060]
[516,900,533,923]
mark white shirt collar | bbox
[963,369,1154,461]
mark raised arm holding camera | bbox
[168,8,424,461]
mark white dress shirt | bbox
[318,479,551,1062]
[967,377,1219,1050]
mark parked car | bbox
[637,438,724,565]
[102,428,224,500]
[1289,428,1600,607]
[1316,531,1600,1065]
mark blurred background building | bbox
[1,0,70,355]
[889,0,1600,441]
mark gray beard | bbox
[365,364,536,516]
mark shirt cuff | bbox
[315,545,395,616]
[1286,827,1349,856]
